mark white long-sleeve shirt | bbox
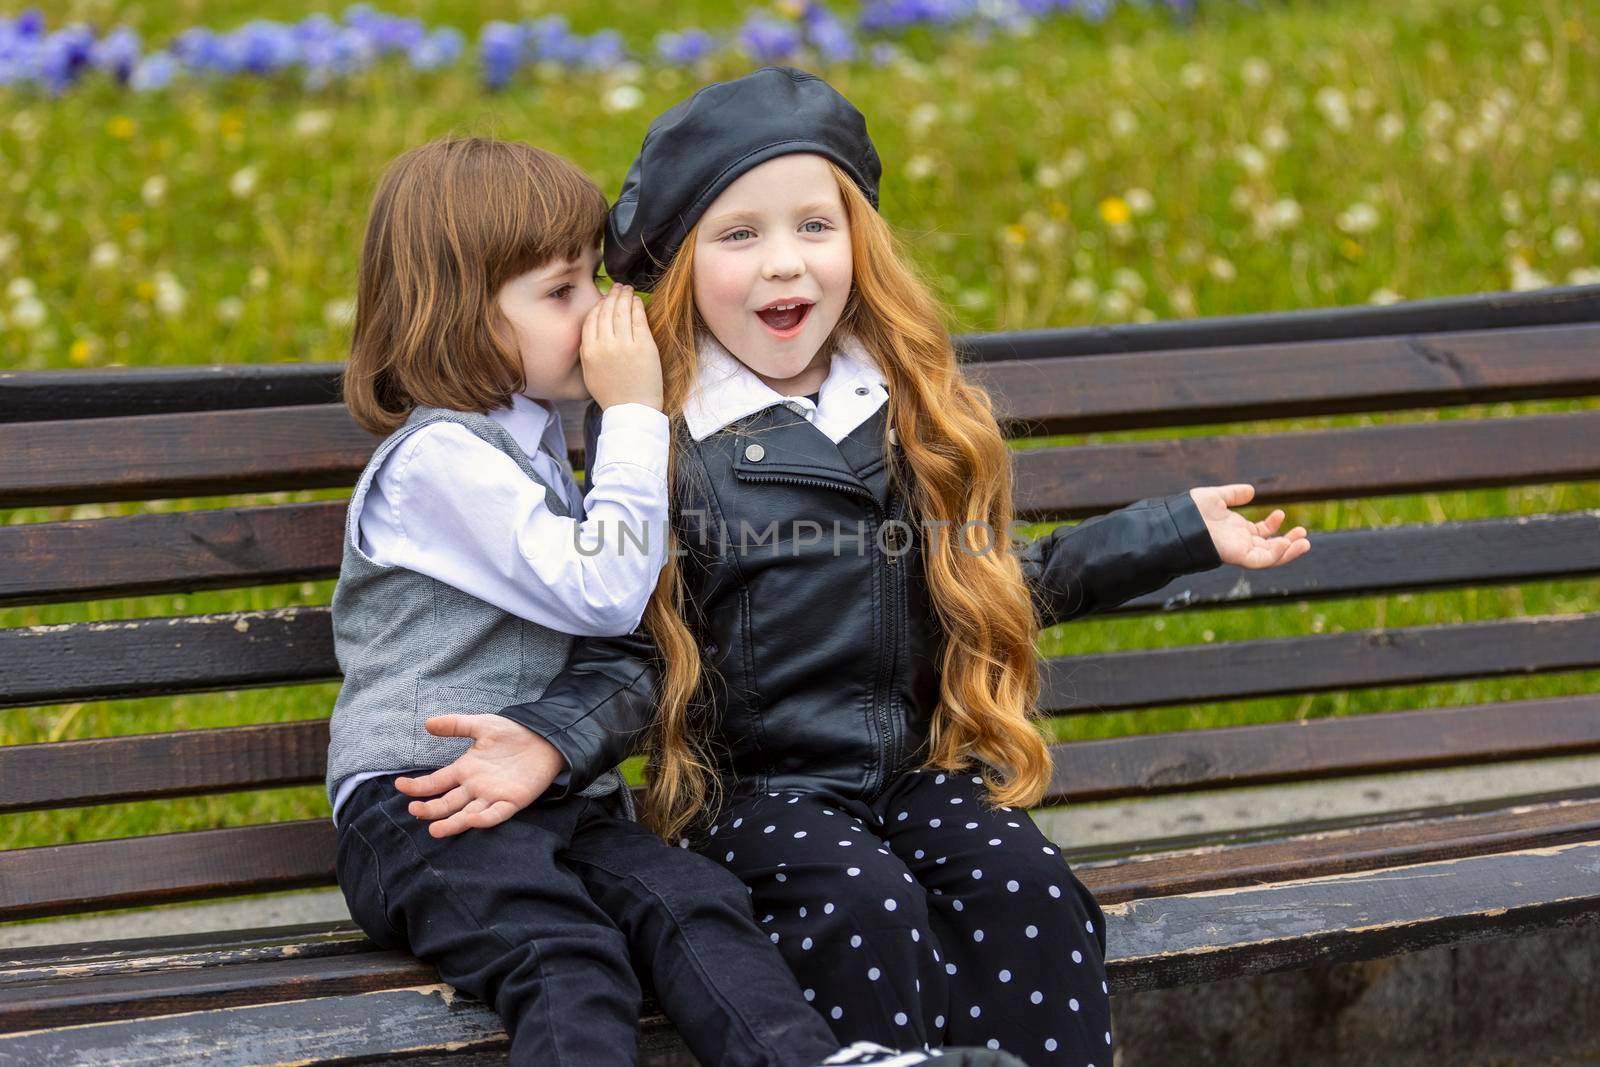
[357,395,670,636]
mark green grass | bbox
[2,0,1598,871]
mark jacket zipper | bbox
[735,469,898,795]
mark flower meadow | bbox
[1,0,1597,858]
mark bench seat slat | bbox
[6,504,1597,613]
[3,829,1595,1044]
[3,695,1596,814]
[5,606,1596,713]
[3,791,1595,923]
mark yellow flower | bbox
[1340,239,1364,260]
[1098,197,1130,226]
[1004,224,1029,246]
[775,0,805,16]
[1048,200,1069,221]
[135,280,156,300]
[220,109,246,138]
[69,339,93,365]
[106,116,137,140]
[118,214,140,232]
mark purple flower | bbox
[803,6,857,62]
[738,14,802,62]
[655,29,716,66]
[90,26,142,83]
[478,20,524,90]
[579,30,625,70]
[130,50,178,91]
[38,25,97,93]
[408,27,463,71]
[14,9,45,39]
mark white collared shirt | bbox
[683,332,889,444]
[357,394,670,637]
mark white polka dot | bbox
[1025,924,1038,938]
[763,825,775,834]
[969,1005,982,1019]
[725,851,734,861]
[914,849,925,859]
[973,929,985,942]
[838,840,852,847]
[831,1006,843,1020]
[1069,997,1080,1011]
[775,873,787,882]
[804,988,815,1001]
[929,818,942,828]
[952,900,965,912]
[1045,1038,1058,1052]
[788,796,800,804]
[847,867,862,877]
[824,902,835,914]
[1106,1031,1112,1045]
[1086,919,1095,933]
[799,907,808,917]
[911,928,921,942]
[733,818,743,828]
[1007,821,1020,828]
[945,963,957,975]
[998,969,1012,982]
[1006,880,1020,892]
[770,932,780,943]
[965,822,979,830]
[936,774,946,784]
[1048,885,1061,898]
[794,831,807,839]
[1042,846,1056,855]
[884,898,898,912]
[897,811,909,821]
[868,966,881,980]
[709,825,719,836]
[972,775,983,784]
[1030,990,1044,1005]
[851,934,863,947]
[903,872,914,883]
[894,1012,908,1026]
[936,856,948,864]
[762,914,774,924]
[1102,981,1108,994]
[678,839,689,848]
[972,869,983,879]
[987,1040,1000,1050]
[935,1015,946,1028]
[988,838,1002,846]
[1072,950,1083,963]
[950,797,963,805]
[802,937,813,950]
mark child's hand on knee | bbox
[1190,484,1312,569]
[394,716,567,838]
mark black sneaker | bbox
[815,1040,1031,1066]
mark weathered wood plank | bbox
[1101,838,1600,992]
[6,694,1596,815]
[7,504,1597,615]
[1016,409,1600,521]
[4,286,1594,423]
[5,607,1596,714]
[1039,612,1600,714]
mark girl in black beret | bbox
[426,67,1310,1066]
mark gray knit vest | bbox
[324,404,630,815]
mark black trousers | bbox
[687,767,1114,1066]
[335,772,841,1067]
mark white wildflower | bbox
[1059,149,1086,180]
[603,85,644,113]
[1508,256,1550,291]
[0,233,15,265]
[216,297,245,323]
[292,110,333,138]
[1453,127,1482,155]
[1208,256,1237,282]
[1065,277,1098,305]
[248,265,270,290]
[1337,202,1380,235]
[1240,57,1271,88]
[905,154,936,181]
[1520,39,1549,66]
[908,103,941,135]
[1314,87,1351,130]
[1268,198,1303,229]
[229,167,259,199]
[1369,288,1403,305]
[11,295,46,330]
[324,298,356,327]
[1499,191,1523,225]
[1180,63,1207,90]
[1111,268,1146,299]
[1234,143,1268,177]
[1583,179,1600,205]
[1099,290,1132,318]
[1376,113,1404,143]
[1567,267,1600,285]
[1260,124,1289,153]
[153,271,187,317]
[1034,165,1062,189]
[89,242,121,270]
[141,175,167,206]
[1109,109,1138,139]
[6,277,35,301]
[1553,227,1583,255]
[1124,188,1154,216]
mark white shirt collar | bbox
[490,392,566,461]
[682,332,889,444]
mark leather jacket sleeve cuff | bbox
[498,630,659,799]
[1162,490,1223,571]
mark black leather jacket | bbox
[503,399,1222,803]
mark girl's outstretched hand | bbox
[1189,484,1311,569]
[393,716,566,838]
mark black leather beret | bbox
[604,66,882,290]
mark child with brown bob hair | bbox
[328,135,1017,1067]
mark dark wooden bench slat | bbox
[0,820,335,922]
[1017,408,1600,520]
[3,806,1594,1038]
[0,922,367,982]
[7,497,1598,613]
[1042,611,1600,713]
[5,601,1596,713]
[980,321,1600,435]
[4,694,1595,815]
[6,372,1600,515]
[5,286,1595,424]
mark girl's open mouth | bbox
[754,300,813,338]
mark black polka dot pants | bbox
[687,768,1113,1066]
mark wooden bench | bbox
[3,285,1599,1064]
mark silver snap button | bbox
[854,386,869,396]
[744,443,766,462]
